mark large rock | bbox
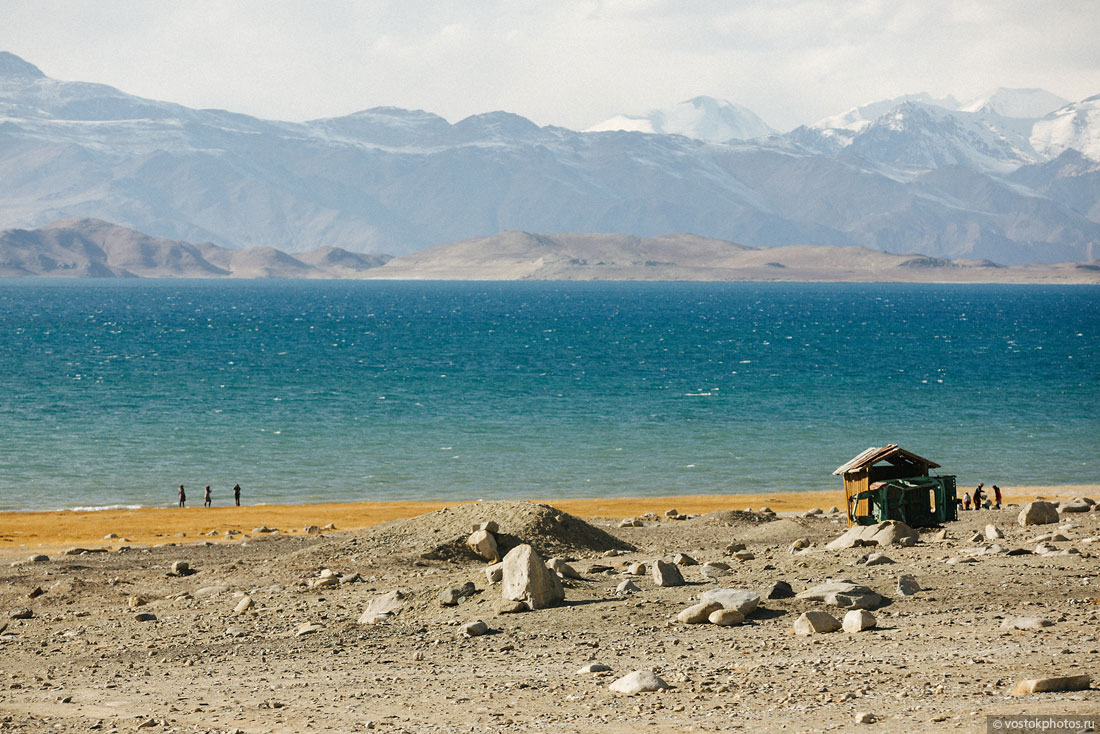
[676,601,723,624]
[501,544,564,610]
[797,581,882,609]
[608,670,670,694]
[826,521,917,549]
[794,611,841,635]
[651,559,685,587]
[357,590,405,625]
[699,589,761,616]
[843,609,877,633]
[466,530,499,563]
[896,575,921,596]
[1058,500,1091,513]
[1017,501,1059,526]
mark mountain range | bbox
[1,51,1099,265]
[4,218,1096,283]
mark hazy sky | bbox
[3,0,1099,131]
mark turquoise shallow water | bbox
[0,280,1097,511]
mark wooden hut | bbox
[834,444,955,527]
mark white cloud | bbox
[0,0,1097,131]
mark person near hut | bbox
[233,483,241,506]
[992,484,1002,509]
[204,485,212,507]
[178,484,186,508]
[963,492,971,511]
[973,482,984,510]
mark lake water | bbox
[1,280,1096,511]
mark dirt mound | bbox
[695,509,775,528]
[734,518,817,544]
[356,500,634,561]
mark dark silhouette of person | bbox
[233,483,241,507]
[204,485,212,507]
[992,484,1002,509]
[178,484,186,508]
[973,482,984,510]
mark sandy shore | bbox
[2,486,1093,555]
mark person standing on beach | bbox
[992,484,1002,509]
[178,484,186,508]
[973,482,984,510]
[963,492,971,511]
[204,485,212,507]
[233,483,241,506]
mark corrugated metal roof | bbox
[833,444,940,475]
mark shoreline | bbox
[2,485,1095,554]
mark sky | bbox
[2,0,1099,132]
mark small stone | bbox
[651,559,685,587]
[127,595,147,608]
[615,580,640,594]
[134,612,157,622]
[8,608,33,620]
[790,537,810,549]
[224,625,246,638]
[233,596,254,615]
[896,575,921,596]
[762,580,795,600]
[322,523,336,531]
[985,524,1004,540]
[854,552,894,566]
[672,553,698,566]
[460,619,490,637]
[625,562,647,575]
[1058,500,1091,513]
[1001,617,1054,630]
[855,712,876,724]
[932,529,948,541]
[103,533,119,539]
[26,587,45,600]
[699,564,726,581]
[843,609,877,633]
[27,554,49,563]
[677,601,723,624]
[169,561,193,576]
[732,550,755,561]
[485,563,504,584]
[495,600,527,614]
[304,525,321,534]
[618,518,642,528]
[546,558,582,579]
[1012,674,1090,695]
[295,622,322,636]
[664,508,679,518]
[708,609,744,626]
[725,542,747,553]
[794,611,841,635]
[473,521,499,534]
[608,670,671,694]
[358,590,405,625]
[440,582,477,607]
[576,663,612,674]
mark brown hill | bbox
[368,230,1100,283]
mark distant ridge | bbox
[0,218,389,278]
[2,220,1096,282]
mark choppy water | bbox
[1,279,1096,511]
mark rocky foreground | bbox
[1,498,1097,733]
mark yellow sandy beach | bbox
[2,485,1094,554]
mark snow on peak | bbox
[812,93,961,132]
[961,88,1069,119]
[1031,94,1100,161]
[585,96,775,142]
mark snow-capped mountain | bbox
[585,96,776,142]
[1031,94,1100,161]
[961,88,1069,119]
[1,51,1098,264]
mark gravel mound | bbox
[735,518,817,543]
[695,509,775,528]
[358,501,635,561]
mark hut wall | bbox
[844,470,871,525]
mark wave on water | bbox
[63,504,144,513]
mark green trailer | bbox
[848,475,957,527]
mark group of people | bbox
[962,481,1001,511]
[177,483,242,508]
